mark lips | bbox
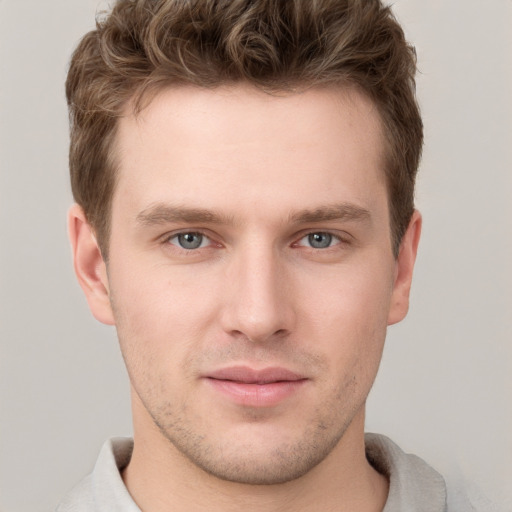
[204,366,308,407]
[207,366,305,384]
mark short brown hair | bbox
[66,0,422,258]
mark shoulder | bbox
[365,434,505,512]
[55,438,138,512]
[365,433,447,512]
[56,474,94,512]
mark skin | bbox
[69,84,421,512]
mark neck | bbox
[123,401,388,512]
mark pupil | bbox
[309,233,332,249]
[179,233,202,249]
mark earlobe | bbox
[387,210,422,326]
[68,204,115,325]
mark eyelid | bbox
[158,228,352,250]
[292,230,352,248]
[297,232,338,247]
[170,232,209,249]
[161,229,222,249]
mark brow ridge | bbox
[136,202,371,227]
[289,203,371,224]
[136,204,235,226]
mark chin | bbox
[159,417,349,486]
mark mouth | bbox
[203,366,308,407]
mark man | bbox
[58,0,446,510]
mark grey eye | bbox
[173,232,206,250]
[307,232,333,249]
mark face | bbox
[71,84,420,485]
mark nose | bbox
[220,244,295,344]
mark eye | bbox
[297,232,339,249]
[168,232,210,250]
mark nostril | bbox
[229,328,290,344]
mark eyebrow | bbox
[135,202,371,227]
[136,204,235,226]
[289,203,371,224]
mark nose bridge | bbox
[222,239,293,342]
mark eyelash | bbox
[294,232,344,250]
[163,230,350,252]
[165,231,217,251]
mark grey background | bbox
[0,1,511,510]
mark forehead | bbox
[113,84,387,221]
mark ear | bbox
[387,210,422,326]
[68,204,115,325]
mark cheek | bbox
[301,260,394,332]
[298,263,392,379]
[108,261,223,378]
